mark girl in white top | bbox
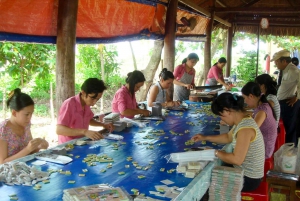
[147,68,180,108]
[255,74,280,124]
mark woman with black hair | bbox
[0,88,49,164]
[147,68,180,108]
[242,82,277,159]
[56,78,114,144]
[173,53,199,101]
[112,70,151,119]
[255,74,280,124]
[205,57,231,90]
[191,93,264,192]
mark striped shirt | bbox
[232,117,265,179]
[267,94,280,125]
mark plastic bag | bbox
[274,143,298,174]
[121,117,148,128]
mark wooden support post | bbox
[164,0,178,99]
[203,0,216,84]
[226,25,233,77]
[55,0,79,114]
[256,26,260,77]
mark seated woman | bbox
[173,53,199,101]
[242,82,277,159]
[205,57,231,91]
[147,68,180,108]
[0,88,49,164]
[191,93,264,192]
[56,78,114,144]
[255,74,280,125]
[112,70,151,119]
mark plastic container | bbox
[168,150,216,163]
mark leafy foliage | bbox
[234,50,263,84]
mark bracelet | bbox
[215,150,219,157]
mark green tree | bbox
[235,50,263,85]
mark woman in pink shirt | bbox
[173,53,199,101]
[112,70,151,119]
[56,78,114,144]
[206,57,231,91]
[0,88,49,164]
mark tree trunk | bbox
[50,81,55,123]
[136,40,164,102]
[2,88,6,119]
[55,0,78,114]
[129,41,137,70]
[99,45,105,114]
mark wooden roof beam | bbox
[179,0,231,27]
[215,7,300,13]
[242,0,261,7]
[216,0,228,7]
[235,14,299,19]
[234,20,300,27]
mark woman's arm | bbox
[192,128,234,144]
[56,124,86,137]
[0,138,46,164]
[147,85,159,107]
[216,127,254,165]
[89,119,114,132]
[173,79,193,89]
[268,100,275,108]
[121,108,151,117]
[254,110,267,127]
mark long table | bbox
[0,102,225,201]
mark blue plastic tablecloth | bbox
[0,102,224,201]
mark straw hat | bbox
[270,49,290,61]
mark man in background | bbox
[271,49,300,146]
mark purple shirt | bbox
[253,103,277,159]
[57,94,94,144]
[112,85,138,119]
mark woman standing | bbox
[205,57,231,90]
[255,74,280,124]
[0,88,49,164]
[173,53,199,101]
[242,82,277,159]
[191,93,265,192]
[147,68,180,108]
[112,70,151,119]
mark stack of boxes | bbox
[209,166,244,201]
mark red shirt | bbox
[173,63,195,85]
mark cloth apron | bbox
[173,71,193,101]
[206,77,218,86]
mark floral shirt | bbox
[0,119,32,157]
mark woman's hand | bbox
[191,134,205,142]
[84,130,104,141]
[185,84,193,90]
[38,139,49,149]
[103,123,114,132]
[225,84,232,91]
[141,110,151,117]
[26,138,43,153]
[174,100,181,107]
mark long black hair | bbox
[7,88,34,111]
[242,81,276,120]
[213,57,227,66]
[159,68,174,80]
[81,78,107,98]
[255,74,277,96]
[182,53,199,64]
[126,70,146,96]
[211,92,245,115]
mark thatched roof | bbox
[0,0,299,44]
[175,0,300,36]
